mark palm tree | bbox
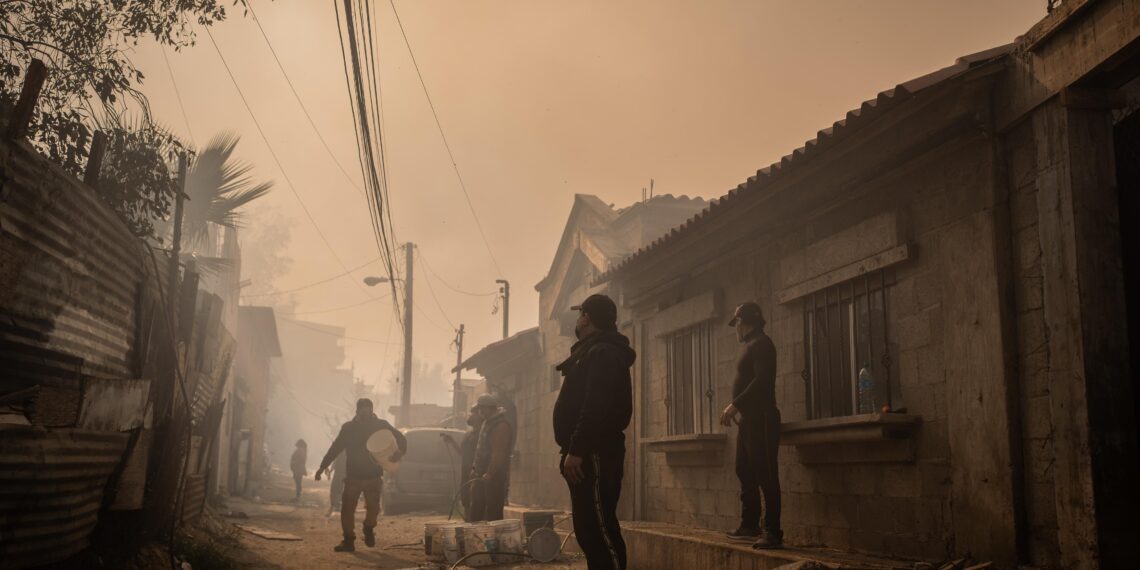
[179,133,272,275]
[183,132,273,250]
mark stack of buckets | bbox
[425,519,524,567]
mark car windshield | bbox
[404,430,458,465]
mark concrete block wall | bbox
[628,137,1010,561]
[1004,122,1059,566]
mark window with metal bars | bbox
[664,320,717,435]
[801,268,899,419]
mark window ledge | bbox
[780,413,921,446]
[643,434,726,467]
[643,433,727,452]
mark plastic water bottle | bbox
[858,363,876,414]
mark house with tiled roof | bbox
[594,2,1140,567]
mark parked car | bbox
[382,427,465,515]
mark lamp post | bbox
[364,243,414,427]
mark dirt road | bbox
[205,472,584,570]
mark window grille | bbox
[801,269,898,419]
[665,320,717,435]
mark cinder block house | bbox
[595,3,1140,567]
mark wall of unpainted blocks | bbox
[631,138,1005,560]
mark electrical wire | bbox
[203,26,379,304]
[277,316,399,345]
[159,45,195,146]
[246,0,365,198]
[416,251,456,330]
[240,256,382,297]
[388,0,505,277]
[418,247,497,297]
[335,0,403,320]
[285,294,387,316]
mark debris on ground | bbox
[235,524,304,541]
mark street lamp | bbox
[363,243,415,426]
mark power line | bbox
[277,316,399,345]
[246,0,365,198]
[388,0,505,276]
[203,26,378,302]
[286,294,388,316]
[160,45,196,146]
[418,248,497,297]
[416,251,456,330]
[240,256,382,297]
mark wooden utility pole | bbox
[400,242,414,427]
[496,279,510,339]
[452,324,465,415]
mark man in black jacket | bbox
[316,399,407,552]
[719,302,782,549]
[554,294,635,569]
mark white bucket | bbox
[490,519,523,562]
[463,523,498,567]
[441,523,468,564]
[424,521,452,562]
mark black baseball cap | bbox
[728,302,765,327]
[571,294,618,328]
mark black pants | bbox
[735,411,781,532]
[469,474,507,521]
[563,451,627,570]
[292,471,303,498]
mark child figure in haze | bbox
[290,439,308,501]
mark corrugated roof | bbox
[454,327,541,374]
[595,45,1013,283]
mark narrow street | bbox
[197,472,585,570]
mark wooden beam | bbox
[83,130,107,187]
[776,243,914,304]
[5,59,47,140]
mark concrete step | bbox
[622,522,913,570]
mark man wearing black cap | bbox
[554,294,636,569]
[720,302,783,549]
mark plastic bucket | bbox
[424,521,452,561]
[441,523,468,564]
[490,519,523,562]
[463,523,498,567]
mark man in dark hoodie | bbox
[553,294,635,570]
[719,302,782,549]
[315,398,407,553]
[469,394,514,521]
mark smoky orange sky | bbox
[131,0,1045,402]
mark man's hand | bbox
[315,468,325,482]
[482,472,493,482]
[719,403,739,427]
[562,454,585,485]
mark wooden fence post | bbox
[5,59,47,140]
[84,130,107,187]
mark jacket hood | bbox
[561,330,636,370]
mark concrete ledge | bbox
[623,521,909,570]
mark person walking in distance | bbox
[554,294,635,569]
[290,439,307,501]
[720,302,783,549]
[315,398,407,553]
[469,394,514,521]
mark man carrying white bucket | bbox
[316,398,407,552]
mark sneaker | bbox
[752,530,783,550]
[363,525,376,547]
[726,527,761,542]
[334,540,355,552]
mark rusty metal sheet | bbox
[180,473,207,525]
[0,425,130,568]
[0,140,150,394]
[78,379,150,431]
